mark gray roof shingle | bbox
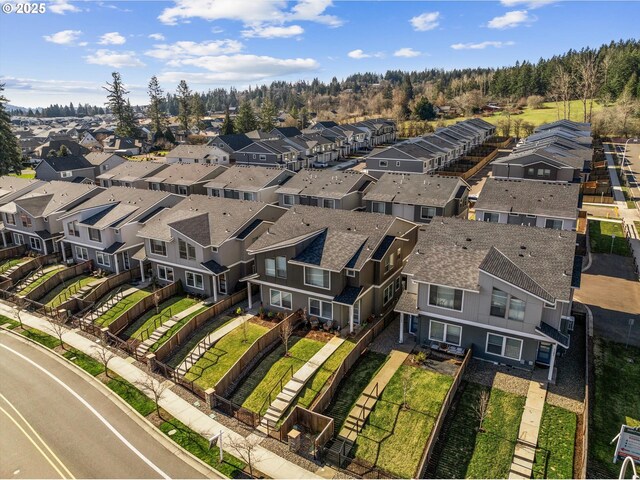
[275,169,372,199]
[363,173,468,207]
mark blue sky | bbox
[1,0,638,108]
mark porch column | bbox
[139,260,145,282]
[212,275,218,303]
[548,343,558,382]
[399,313,405,344]
[42,239,48,255]
[349,305,354,334]
[247,282,252,309]
[114,254,120,274]
[60,242,67,262]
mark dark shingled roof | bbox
[39,155,93,172]
[372,235,395,261]
[334,286,363,305]
[103,242,125,254]
[395,291,419,316]
[201,259,229,275]
[364,173,467,207]
[213,133,253,151]
[536,322,570,348]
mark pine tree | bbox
[176,80,192,132]
[0,84,23,175]
[190,92,205,130]
[104,72,137,137]
[221,108,235,135]
[413,97,436,120]
[259,98,277,131]
[147,75,166,138]
[234,100,257,133]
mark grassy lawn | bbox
[164,314,235,367]
[0,314,20,329]
[590,338,640,478]
[40,275,94,308]
[588,220,631,256]
[296,339,356,408]
[434,382,525,479]
[62,348,106,376]
[148,305,209,353]
[21,327,62,349]
[105,376,157,416]
[18,265,66,296]
[9,169,35,179]
[231,336,325,415]
[0,257,27,275]
[324,351,388,430]
[532,404,577,479]
[94,289,151,327]
[352,365,453,478]
[185,322,269,389]
[120,295,199,341]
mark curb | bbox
[0,324,226,479]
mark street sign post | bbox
[209,430,224,463]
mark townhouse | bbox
[103,137,141,156]
[0,181,102,254]
[474,178,581,231]
[245,206,418,333]
[96,161,169,188]
[286,133,341,168]
[59,187,182,274]
[84,152,127,177]
[365,142,441,178]
[491,146,590,183]
[353,119,397,146]
[395,217,580,381]
[165,144,230,165]
[234,139,306,171]
[363,173,469,222]
[210,133,253,162]
[275,169,375,210]
[34,155,96,183]
[145,163,227,196]
[0,176,45,207]
[269,127,303,139]
[205,165,294,203]
[137,195,286,299]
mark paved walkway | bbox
[0,301,321,479]
[508,379,548,479]
[260,336,344,429]
[604,144,626,202]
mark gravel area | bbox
[259,435,322,472]
[463,359,531,396]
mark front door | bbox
[408,315,418,335]
[122,251,130,270]
[536,342,553,366]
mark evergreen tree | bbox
[234,100,257,133]
[413,97,436,120]
[163,127,176,144]
[259,98,277,131]
[0,84,22,175]
[190,92,205,130]
[221,108,235,135]
[176,80,192,132]
[297,107,309,130]
[104,72,137,137]
[147,75,166,138]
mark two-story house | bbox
[210,133,254,162]
[275,169,375,210]
[34,155,96,183]
[234,140,306,171]
[84,152,128,178]
[395,218,580,381]
[0,181,102,254]
[58,187,182,274]
[145,163,227,196]
[245,206,418,333]
[0,176,45,247]
[363,173,469,222]
[165,144,230,165]
[491,146,589,183]
[205,165,294,203]
[96,161,169,188]
[474,178,581,230]
[137,195,286,298]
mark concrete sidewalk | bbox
[605,144,626,202]
[0,302,321,479]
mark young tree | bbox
[147,76,166,138]
[176,80,192,132]
[512,118,524,139]
[190,92,205,130]
[221,108,235,135]
[234,100,257,133]
[0,84,23,175]
[413,97,436,121]
[96,343,116,378]
[226,434,262,478]
[521,121,535,137]
[474,389,490,432]
[46,318,67,350]
[401,367,413,410]
[104,72,138,138]
[135,375,169,419]
[575,50,601,122]
[259,98,277,132]
[280,321,293,357]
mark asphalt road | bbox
[0,331,213,479]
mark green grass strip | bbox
[94,289,151,327]
[41,275,95,308]
[105,376,157,416]
[121,295,199,341]
[18,266,66,295]
[532,404,577,479]
[148,306,208,353]
[62,348,106,377]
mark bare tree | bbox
[512,118,524,139]
[575,50,601,122]
[473,389,490,432]
[551,64,574,120]
[95,343,116,378]
[135,376,169,419]
[526,95,545,110]
[521,121,536,137]
[226,434,263,478]
[14,306,23,329]
[153,292,161,314]
[496,116,512,137]
[46,318,67,350]
[401,368,413,410]
[279,320,293,357]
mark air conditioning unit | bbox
[65,258,74,265]
[562,315,575,332]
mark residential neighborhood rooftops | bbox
[0,176,42,202]
[36,154,93,172]
[275,168,373,198]
[364,173,468,207]
[143,163,227,186]
[84,152,124,166]
[96,161,167,181]
[166,144,226,160]
[0,181,100,218]
[493,146,587,171]
[475,178,580,218]
[204,165,292,192]
[404,217,577,302]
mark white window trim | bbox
[303,266,331,290]
[29,237,42,251]
[485,333,523,361]
[218,272,227,294]
[157,265,174,282]
[383,283,394,305]
[282,195,294,206]
[60,171,72,178]
[379,160,388,167]
[14,233,24,245]
[428,320,462,347]
[75,246,88,261]
[428,284,464,312]
[408,315,418,335]
[270,288,292,309]
[308,297,333,320]
[346,269,356,278]
[96,252,111,267]
[185,271,204,290]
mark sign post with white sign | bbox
[612,425,640,465]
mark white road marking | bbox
[0,342,171,480]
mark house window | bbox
[353,300,361,324]
[304,267,330,289]
[429,285,463,311]
[150,183,161,191]
[177,186,188,196]
[372,202,385,214]
[29,237,42,251]
[429,320,462,346]
[408,315,418,334]
[186,271,204,290]
[508,296,526,322]
[270,289,292,309]
[545,219,563,230]
[157,265,174,282]
[5,213,15,225]
[537,168,551,178]
[178,238,196,261]
[395,161,401,167]
[384,252,395,273]
[96,252,110,267]
[486,333,522,360]
[282,195,294,206]
[309,298,332,320]
[490,288,508,317]
[322,198,335,209]
[259,155,266,161]
[383,283,394,305]
[67,221,79,237]
[218,272,227,294]
[13,233,24,245]
[276,256,287,279]
[88,228,101,242]
[395,276,401,292]
[242,192,254,201]
[265,258,276,277]
[379,160,388,167]
[75,246,89,261]
[20,214,32,228]
[210,189,221,197]
[420,206,437,220]
[150,239,167,256]
[483,212,499,222]
[346,269,356,278]
[60,171,73,178]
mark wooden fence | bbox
[0,244,26,261]
[578,309,591,479]
[276,405,334,457]
[154,289,247,363]
[415,347,472,478]
[24,261,92,301]
[5,253,58,283]
[108,281,181,335]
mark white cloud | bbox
[85,49,145,68]
[287,0,342,27]
[43,30,86,46]
[242,24,304,38]
[148,33,165,41]
[451,41,515,50]
[394,47,421,58]
[1,76,101,94]
[500,0,556,8]
[145,39,243,61]
[99,32,126,45]
[96,2,132,12]
[410,12,440,31]
[347,49,383,59]
[487,10,534,29]
[48,0,81,14]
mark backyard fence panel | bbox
[0,244,26,261]
[83,267,140,304]
[7,253,58,283]
[24,261,92,301]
